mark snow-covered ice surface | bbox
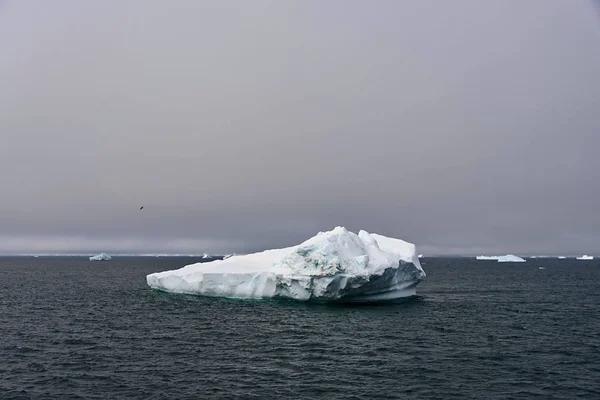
[146,227,426,303]
[89,253,111,261]
[497,254,526,263]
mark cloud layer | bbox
[1,1,599,254]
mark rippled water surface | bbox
[1,257,599,399]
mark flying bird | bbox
[140,206,144,210]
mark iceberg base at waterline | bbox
[146,227,426,303]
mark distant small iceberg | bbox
[497,254,526,263]
[476,255,501,260]
[538,266,546,270]
[418,254,424,258]
[576,255,594,260]
[477,254,526,262]
[202,253,210,259]
[89,253,111,261]
[557,256,566,259]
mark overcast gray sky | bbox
[1,0,599,255]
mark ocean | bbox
[1,256,599,399]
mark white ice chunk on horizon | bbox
[476,255,501,260]
[497,254,526,263]
[146,227,426,303]
[89,253,111,261]
[576,255,594,260]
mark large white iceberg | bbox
[89,253,111,261]
[497,254,526,263]
[146,227,426,303]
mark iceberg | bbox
[146,227,426,303]
[576,255,594,260]
[476,255,501,260]
[202,253,210,259]
[89,253,111,261]
[497,254,526,263]
[558,256,567,259]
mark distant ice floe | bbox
[497,254,526,263]
[557,256,567,259]
[89,253,111,261]
[147,227,426,303]
[476,254,526,262]
[476,255,501,260]
[576,255,594,260]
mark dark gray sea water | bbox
[1,256,599,399]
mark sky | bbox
[1,0,599,255]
